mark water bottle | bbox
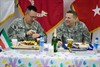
[93,37,99,54]
[0,46,2,52]
[39,35,44,53]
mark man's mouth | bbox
[66,20,69,23]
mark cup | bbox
[58,46,64,52]
[67,39,73,48]
[48,45,54,55]
[11,39,18,47]
[36,38,40,44]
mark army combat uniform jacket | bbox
[7,18,47,42]
[57,21,91,44]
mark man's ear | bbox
[75,17,79,22]
[25,12,27,15]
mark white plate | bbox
[79,45,88,49]
[19,44,33,48]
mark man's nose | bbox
[32,18,35,20]
[65,18,68,20]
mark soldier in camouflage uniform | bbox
[7,5,47,42]
[57,10,91,46]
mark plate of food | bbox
[11,41,40,50]
[73,42,88,49]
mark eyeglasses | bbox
[28,14,37,19]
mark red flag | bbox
[72,0,100,32]
[0,29,12,49]
[0,39,6,49]
[18,0,63,33]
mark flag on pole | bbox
[72,0,100,32]
[0,28,12,49]
[0,0,14,25]
[18,0,63,33]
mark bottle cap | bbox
[40,35,44,38]
[96,37,99,40]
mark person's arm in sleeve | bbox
[82,23,91,44]
[56,24,64,46]
[36,23,47,43]
[7,20,18,40]
[7,19,26,41]
[56,24,63,41]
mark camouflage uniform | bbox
[7,18,47,42]
[57,21,91,44]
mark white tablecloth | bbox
[0,49,100,67]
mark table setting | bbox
[0,38,100,67]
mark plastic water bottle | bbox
[0,46,2,52]
[39,35,44,53]
[93,37,99,54]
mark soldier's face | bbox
[65,13,77,26]
[26,10,37,24]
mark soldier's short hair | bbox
[67,10,78,17]
[26,5,37,12]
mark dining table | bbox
[0,48,100,67]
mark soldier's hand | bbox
[32,33,40,39]
[57,41,62,46]
[26,30,36,35]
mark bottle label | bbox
[40,41,44,46]
[94,43,98,49]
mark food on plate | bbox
[32,34,40,39]
[17,41,40,50]
[19,41,35,45]
[72,42,88,49]
[74,42,82,46]
[32,42,40,50]
[32,45,40,50]
[82,42,86,45]
[74,43,79,46]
